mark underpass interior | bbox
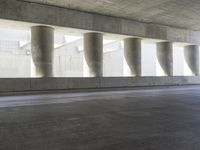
[1,0,200,149]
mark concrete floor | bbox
[1,86,200,150]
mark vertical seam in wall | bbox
[12,79,14,92]
[98,77,101,88]
[29,78,32,91]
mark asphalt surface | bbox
[0,86,200,150]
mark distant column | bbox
[84,32,103,77]
[31,26,54,77]
[184,45,199,76]
[124,38,142,76]
[156,42,173,76]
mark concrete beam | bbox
[1,0,200,44]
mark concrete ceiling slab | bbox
[23,0,200,30]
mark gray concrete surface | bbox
[24,0,200,31]
[1,86,200,149]
[84,33,103,77]
[31,26,54,77]
[184,45,200,76]
[124,38,141,76]
[157,42,173,76]
[1,0,200,44]
[103,50,124,77]
[0,77,199,93]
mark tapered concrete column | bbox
[31,26,54,77]
[84,32,103,77]
[184,45,199,76]
[156,42,173,76]
[124,38,142,76]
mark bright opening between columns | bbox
[0,26,198,77]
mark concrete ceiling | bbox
[23,0,200,30]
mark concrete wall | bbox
[103,50,123,77]
[0,77,200,92]
[54,39,83,77]
[0,41,85,78]
[173,46,185,76]
[0,29,31,77]
[0,49,31,78]
[142,43,157,76]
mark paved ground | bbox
[1,86,200,150]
